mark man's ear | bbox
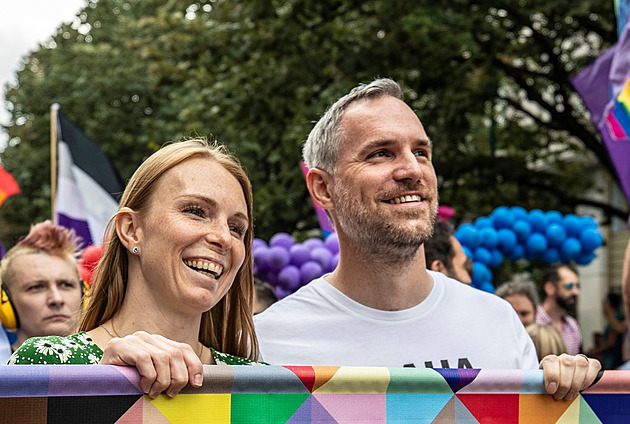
[306,168,334,210]
[543,281,555,297]
[115,207,141,252]
[430,259,447,273]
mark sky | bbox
[0,0,86,150]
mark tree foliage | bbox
[0,0,625,248]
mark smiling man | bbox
[254,78,600,401]
[0,221,83,353]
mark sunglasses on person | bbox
[562,282,580,290]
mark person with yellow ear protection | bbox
[0,220,84,356]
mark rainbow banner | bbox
[1,365,629,423]
[0,164,20,209]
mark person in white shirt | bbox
[255,77,600,401]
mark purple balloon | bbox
[275,286,293,300]
[329,252,340,271]
[300,261,324,285]
[253,238,268,250]
[303,238,325,249]
[253,246,271,270]
[259,269,279,286]
[311,247,333,269]
[277,265,301,291]
[289,244,311,266]
[324,232,340,255]
[268,246,290,270]
[270,232,295,249]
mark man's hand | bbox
[99,331,204,398]
[539,353,601,400]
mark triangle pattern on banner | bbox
[453,396,480,423]
[287,394,338,423]
[152,393,230,424]
[457,394,519,424]
[312,366,340,393]
[231,393,310,423]
[284,366,316,392]
[434,368,481,393]
[579,396,604,424]
[48,395,141,424]
[431,396,456,422]
[142,396,171,424]
[386,393,452,423]
[115,396,144,423]
[555,395,582,424]
[315,393,386,422]
[519,394,574,423]
[582,394,629,424]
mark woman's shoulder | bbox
[8,332,103,365]
[211,348,267,366]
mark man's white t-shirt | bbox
[255,271,538,369]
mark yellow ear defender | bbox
[0,280,89,332]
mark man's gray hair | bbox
[495,280,540,310]
[302,78,403,173]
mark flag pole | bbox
[50,104,60,224]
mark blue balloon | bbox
[513,219,532,241]
[489,249,504,268]
[581,216,599,229]
[491,206,514,229]
[473,247,492,265]
[497,228,517,251]
[475,216,494,228]
[563,214,583,237]
[574,251,595,265]
[526,233,547,255]
[270,232,295,249]
[300,261,324,285]
[560,237,582,261]
[289,244,311,267]
[455,224,480,249]
[472,262,490,287]
[545,210,564,225]
[277,265,301,291]
[462,246,473,259]
[528,209,548,233]
[507,243,525,261]
[545,223,567,247]
[579,228,603,252]
[479,280,495,294]
[268,246,290,270]
[541,248,560,264]
[479,227,499,249]
[510,206,529,220]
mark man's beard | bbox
[557,294,578,313]
[332,178,437,264]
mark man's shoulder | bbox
[255,278,327,323]
[430,271,510,308]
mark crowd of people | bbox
[4,77,626,402]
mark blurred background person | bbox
[254,278,278,315]
[526,323,569,362]
[587,292,626,369]
[424,219,472,285]
[0,221,83,353]
[537,263,582,355]
[495,280,539,327]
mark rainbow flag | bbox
[572,12,630,203]
[0,164,20,208]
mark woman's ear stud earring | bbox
[132,246,139,254]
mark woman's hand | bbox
[99,331,204,398]
[539,353,601,400]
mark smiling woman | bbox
[8,139,263,397]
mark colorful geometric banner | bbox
[1,365,629,423]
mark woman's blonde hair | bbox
[79,138,258,359]
[526,323,568,362]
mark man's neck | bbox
[542,299,567,323]
[325,245,433,311]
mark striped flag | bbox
[0,164,20,209]
[52,105,124,247]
